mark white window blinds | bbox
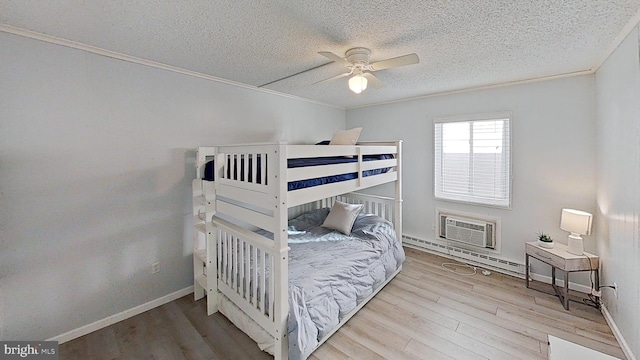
[434,113,511,208]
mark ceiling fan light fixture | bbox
[314,47,418,93]
[348,74,368,94]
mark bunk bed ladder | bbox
[192,178,206,301]
[193,148,219,316]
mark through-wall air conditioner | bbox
[439,214,496,249]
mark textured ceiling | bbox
[1,0,640,108]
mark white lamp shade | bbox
[560,209,592,235]
[348,74,368,94]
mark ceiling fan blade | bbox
[370,53,419,71]
[364,72,383,88]
[312,72,350,85]
[258,61,333,87]
[318,51,350,66]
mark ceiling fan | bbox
[315,47,419,94]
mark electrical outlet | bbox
[613,282,618,299]
[152,261,160,274]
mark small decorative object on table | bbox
[537,231,554,248]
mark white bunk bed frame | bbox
[191,141,402,359]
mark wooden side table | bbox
[525,241,599,310]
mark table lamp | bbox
[560,208,593,255]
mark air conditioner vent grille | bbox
[439,214,496,250]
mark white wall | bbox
[0,31,345,340]
[595,25,640,359]
[347,76,597,273]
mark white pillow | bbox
[329,127,363,145]
[322,201,364,235]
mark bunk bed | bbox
[191,140,403,360]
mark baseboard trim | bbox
[47,286,194,343]
[601,304,638,360]
[404,242,593,291]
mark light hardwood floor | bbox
[60,248,626,359]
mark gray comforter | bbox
[280,208,405,359]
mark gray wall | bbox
[0,31,345,340]
[347,76,597,270]
[595,25,640,359]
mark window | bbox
[434,112,511,208]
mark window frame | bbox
[433,111,512,209]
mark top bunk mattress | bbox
[203,153,394,191]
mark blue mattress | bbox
[286,155,392,190]
[204,154,393,190]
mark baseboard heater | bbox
[403,235,524,276]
